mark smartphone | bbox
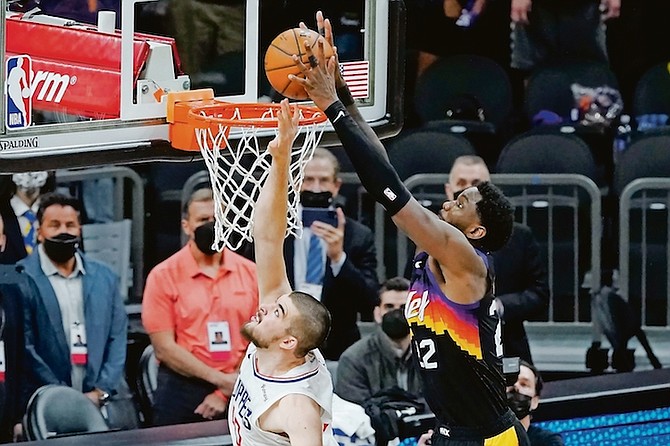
[302,207,338,227]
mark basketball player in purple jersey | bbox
[293,12,530,446]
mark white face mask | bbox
[12,171,48,190]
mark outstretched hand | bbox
[268,99,299,160]
[289,32,339,111]
[301,11,346,89]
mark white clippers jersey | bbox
[228,344,338,446]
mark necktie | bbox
[22,209,38,254]
[305,234,324,284]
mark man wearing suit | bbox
[0,212,38,442]
[19,193,127,408]
[445,156,549,363]
[0,172,49,265]
[287,148,379,360]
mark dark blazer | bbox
[0,201,28,265]
[285,217,379,360]
[493,222,550,364]
[19,250,128,398]
[0,265,36,442]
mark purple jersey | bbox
[405,250,509,428]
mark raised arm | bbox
[291,17,483,279]
[253,99,300,304]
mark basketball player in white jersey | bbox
[227,99,338,446]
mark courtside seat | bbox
[524,60,620,173]
[632,61,670,119]
[136,344,159,425]
[23,385,110,441]
[496,130,598,181]
[386,129,476,181]
[413,54,514,166]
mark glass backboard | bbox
[0,0,405,173]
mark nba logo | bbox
[5,55,32,129]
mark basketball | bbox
[264,28,334,100]
[22,87,31,98]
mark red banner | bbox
[6,17,180,119]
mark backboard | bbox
[0,0,405,173]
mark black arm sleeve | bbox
[325,101,411,216]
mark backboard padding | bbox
[0,0,404,172]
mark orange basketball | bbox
[264,28,334,100]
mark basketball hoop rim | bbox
[186,102,328,128]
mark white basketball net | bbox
[195,106,326,251]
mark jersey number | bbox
[415,339,438,369]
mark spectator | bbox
[507,360,564,445]
[292,148,379,360]
[446,155,548,363]
[19,192,127,409]
[510,0,621,75]
[4,172,49,263]
[336,276,422,405]
[141,188,258,426]
[0,212,38,442]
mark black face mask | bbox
[506,390,533,420]
[453,188,467,200]
[381,308,410,340]
[43,233,79,263]
[194,221,218,255]
[300,190,333,208]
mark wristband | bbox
[214,389,229,402]
[336,85,355,107]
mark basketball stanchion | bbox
[166,89,328,251]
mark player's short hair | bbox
[287,291,332,357]
[182,187,214,218]
[311,148,341,179]
[520,359,543,397]
[475,181,514,252]
[375,276,410,306]
[37,192,82,224]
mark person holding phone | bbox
[288,147,379,360]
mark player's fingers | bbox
[324,18,334,45]
[291,54,310,75]
[326,55,338,76]
[316,11,325,37]
[317,38,326,61]
[303,42,320,68]
[292,104,300,125]
[332,45,343,70]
